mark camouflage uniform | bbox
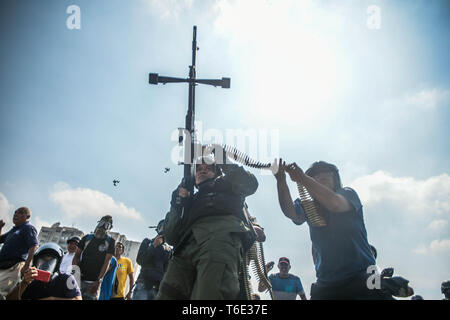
[156,164,258,300]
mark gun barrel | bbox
[192,26,197,68]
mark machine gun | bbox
[148,26,230,219]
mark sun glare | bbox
[213,0,341,127]
[250,30,338,126]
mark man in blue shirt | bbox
[274,160,387,299]
[0,207,38,299]
[258,257,307,300]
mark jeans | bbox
[133,282,158,300]
[80,280,100,300]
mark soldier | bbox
[157,153,258,300]
[7,243,82,300]
[441,280,450,300]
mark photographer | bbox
[441,280,450,300]
[368,244,414,300]
[133,220,172,300]
[7,242,81,300]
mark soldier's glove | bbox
[170,188,190,208]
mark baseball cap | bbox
[67,236,80,244]
[279,257,290,265]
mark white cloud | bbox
[374,87,450,126]
[33,216,51,233]
[0,192,13,227]
[429,239,450,253]
[212,0,347,126]
[414,239,450,255]
[427,219,448,233]
[213,0,339,40]
[49,183,143,222]
[351,171,450,216]
[405,88,450,109]
[0,193,52,233]
[140,0,194,19]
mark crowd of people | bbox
[0,154,448,300]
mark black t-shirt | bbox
[21,274,81,300]
[78,235,115,281]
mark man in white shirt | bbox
[59,237,80,274]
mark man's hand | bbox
[0,219,5,230]
[178,185,190,198]
[253,225,266,243]
[21,263,31,276]
[266,261,275,273]
[273,158,287,182]
[153,235,164,248]
[23,267,38,284]
[285,162,304,183]
[89,281,100,294]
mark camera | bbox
[35,269,52,283]
[441,280,450,298]
[380,267,413,298]
[149,219,165,236]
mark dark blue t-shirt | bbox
[0,222,38,263]
[21,273,81,300]
[137,238,172,287]
[293,187,375,285]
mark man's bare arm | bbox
[286,163,352,213]
[275,159,306,224]
[72,247,82,266]
[298,174,351,212]
[277,179,306,224]
[127,272,135,299]
[97,253,113,281]
[22,245,38,274]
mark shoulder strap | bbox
[84,234,95,249]
[85,234,113,250]
[105,235,112,246]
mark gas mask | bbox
[35,255,58,274]
[94,218,113,238]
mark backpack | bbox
[84,234,113,249]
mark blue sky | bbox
[0,0,449,299]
